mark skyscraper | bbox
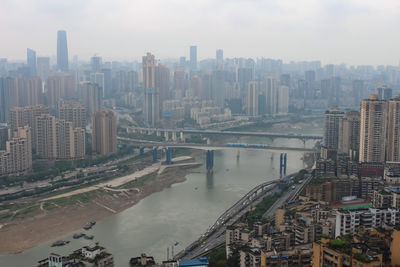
[91,109,117,156]
[90,72,105,97]
[58,102,86,128]
[190,46,197,71]
[338,111,360,160]
[155,64,170,108]
[216,49,223,70]
[26,48,36,77]
[377,85,392,101]
[57,30,69,71]
[37,57,50,81]
[352,80,364,106]
[90,56,102,72]
[359,94,387,163]
[80,82,103,118]
[247,81,259,116]
[174,68,185,99]
[35,114,57,159]
[143,53,155,89]
[265,77,277,115]
[142,53,159,126]
[278,85,289,114]
[323,108,345,149]
[386,95,400,162]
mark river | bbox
[0,121,322,266]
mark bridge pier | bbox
[180,131,185,142]
[166,147,172,165]
[156,130,161,137]
[164,131,169,141]
[206,150,214,173]
[172,131,177,142]
[152,147,158,163]
[140,147,145,155]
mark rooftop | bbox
[178,257,209,267]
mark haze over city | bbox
[1,0,400,65]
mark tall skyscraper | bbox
[304,70,315,98]
[90,56,102,72]
[91,109,117,156]
[37,57,50,81]
[359,94,387,163]
[377,85,392,101]
[386,95,400,162]
[323,108,345,149]
[55,120,85,160]
[35,114,57,159]
[352,80,364,106]
[155,64,170,109]
[265,77,277,115]
[174,68,185,99]
[26,48,36,77]
[247,81,259,116]
[278,85,289,114]
[216,49,223,70]
[143,53,159,126]
[90,72,105,97]
[190,46,197,71]
[338,111,360,160]
[57,30,69,71]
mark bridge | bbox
[118,137,316,152]
[125,126,323,142]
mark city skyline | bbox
[1,0,400,65]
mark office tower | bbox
[174,68,185,99]
[216,49,223,70]
[201,73,212,100]
[190,46,197,71]
[304,70,315,98]
[238,68,253,97]
[90,56,102,72]
[57,30,69,71]
[386,95,400,162]
[37,57,50,81]
[247,81,259,116]
[212,70,225,106]
[277,85,289,114]
[265,77,277,115]
[323,108,345,149]
[280,74,290,87]
[320,79,331,99]
[155,64,170,108]
[190,75,202,98]
[80,82,102,118]
[91,109,117,155]
[142,53,159,126]
[352,80,364,106]
[26,48,36,77]
[377,85,392,101]
[35,114,57,159]
[2,77,18,121]
[90,72,105,97]
[359,94,387,163]
[58,102,86,128]
[127,70,139,91]
[338,111,360,160]
[101,68,112,97]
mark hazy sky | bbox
[1,0,400,65]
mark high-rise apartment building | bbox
[90,72,105,97]
[91,109,117,156]
[190,75,202,98]
[27,48,37,77]
[190,46,197,71]
[90,56,102,72]
[57,30,69,71]
[265,77,277,115]
[386,95,400,162]
[247,81,259,116]
[142,53,156,89]
[55,120,85,160]
[377,85,392,101]
[35,114,57,159]
[338,111,360,160]
[323,108,345,149]
[80,82,102,118]
[174,68,185,99]
[0,133,32,176]
[277,85,289,114]
[155,64,170,109]
[58,103,86,129]
[352,80,364,106]
[37,57,50,82]
[142,53,159,126]
[359,94,387,163]
[216,49,223,70]
[47,75,76,108]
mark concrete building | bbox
[359,94,387,163]
[386,95,400,162]
[265,77,277,115]
[58,102,86,128]
[338,110,360,160]
[90,72,105,97]
[277,85,289,114]
[26,48,37,77]
[35,114,56,159]
[190,45,197,71]
[247,81,259,116]
[143,53,159,126]
[91,109,117,156]
[155,64,170,110]
[55,120,85,160]
[47,75,76,107]
[261,248,312,267]
[323,108,344,149]
[57,30,69,71]
[80,82,103,118]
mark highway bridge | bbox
[118,136,317,152]
[125,126,323,141]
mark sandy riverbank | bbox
[0,165,194,254]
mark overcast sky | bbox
[1,0,399,65]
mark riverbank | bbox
[0,164,196,254]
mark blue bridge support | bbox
[206,150,214,173]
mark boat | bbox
[51,240,70,247]
[174,242,179,246]
[84,234,94,240]
[73,233,85,239]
